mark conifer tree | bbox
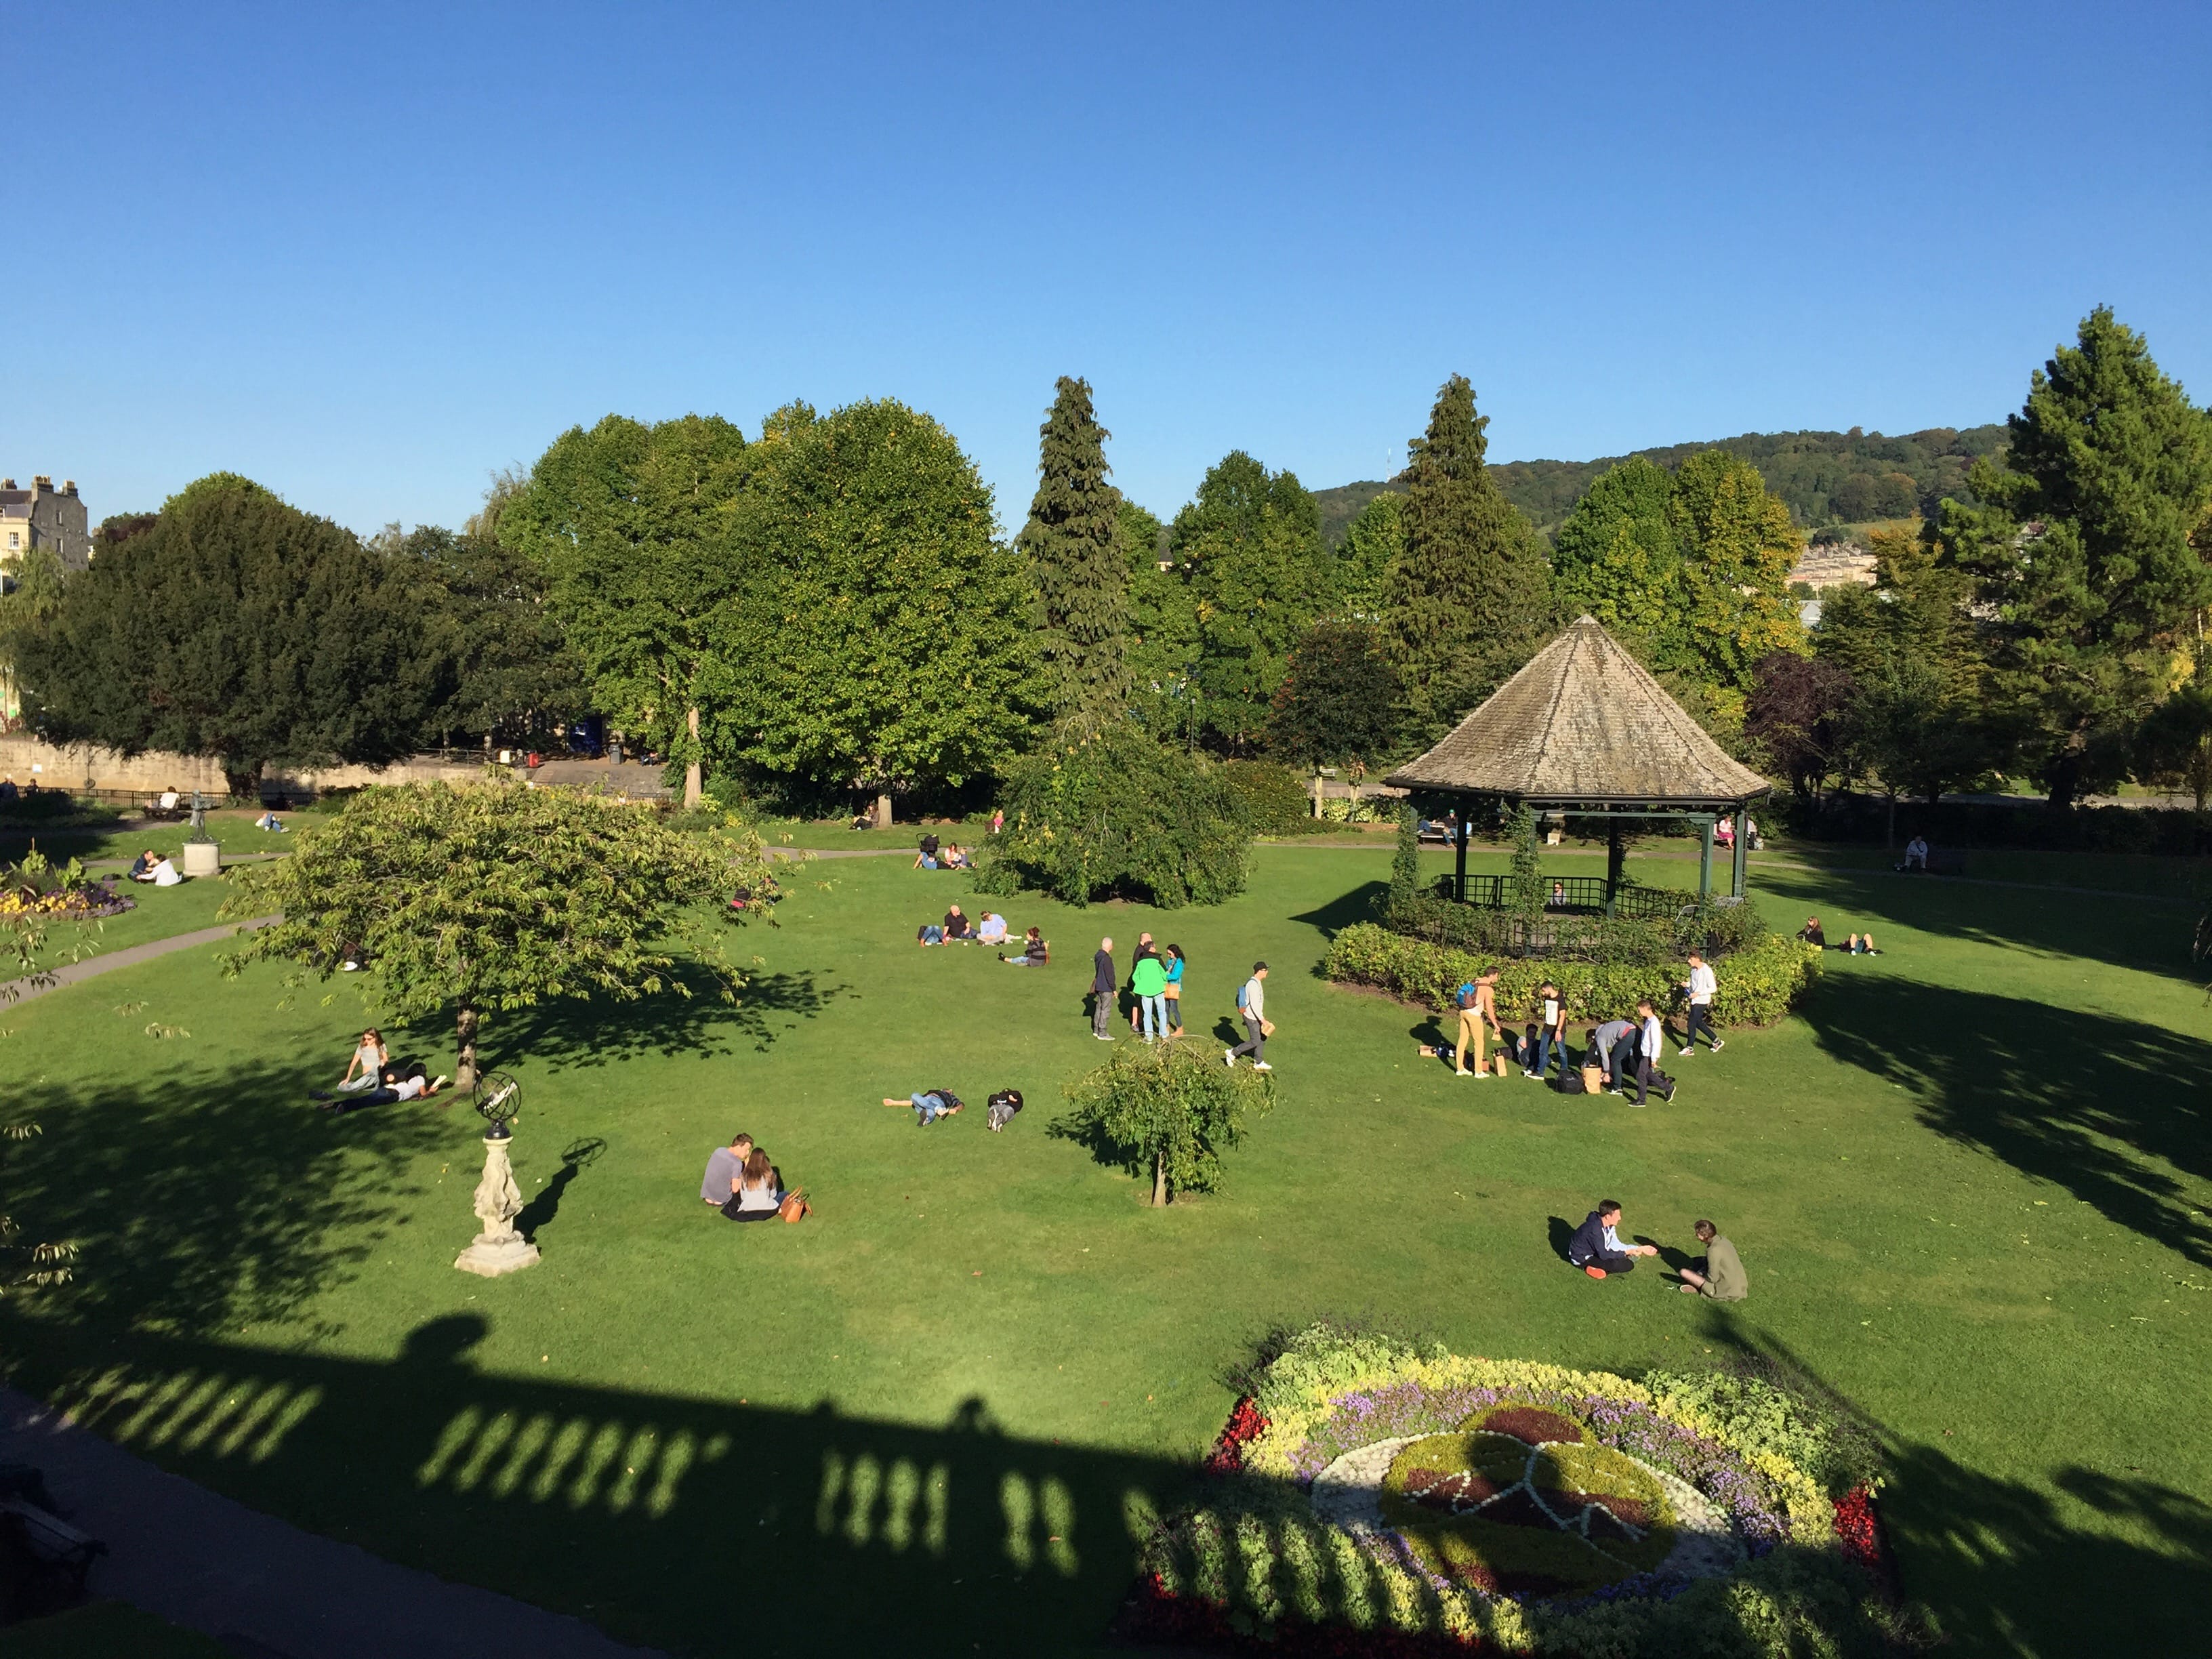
[1019,376,1131,728]
[1941,308,2212,806]
[1382,377,1554,747]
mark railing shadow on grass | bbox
[1799,972,2212,1267]
[4,1312,2207,1656]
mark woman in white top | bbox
[725,1148,783,1222]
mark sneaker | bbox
[1679,1048,1693,1058]
[1711,1039,1725,1052]
[1094,1033,1114,1042]
[1454,1069,1473,1078]
[1626,1099,1646,1109]
[1252,1061,1272,1071]
[1584,1265,1607,1279]
[1521,1069,1539,1079]
[1225,1050,1236,1067]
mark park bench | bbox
[0,1465,105,1615]
[1923,849,1967,876]
[1415,822,1455,846]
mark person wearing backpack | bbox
[1452,968,1503,1078]
[1225,962,1273,1071]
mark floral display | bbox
[1134,1325,1933,1657]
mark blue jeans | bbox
[911,1092,952,1125]
[1530,1031,1560,1078]
[1140,993,1166,1038]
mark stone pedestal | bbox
[181,840,221,877]
[454,1131,540,1277]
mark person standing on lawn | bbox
[1132,945,1168,1042]
[1588,1016,1637,1090]
[1091,937,1117,1041]
[1454,968,1503,1078]
[1630,996,1673,1105]
[1679,951,1723,1056]
[1226,962,1273,1071]
[1568,1200,1658,1279]
[1677,1218,1747,1301]
[1525,981,1566,1082]
[1162,944,1186,1035]
[1128,933,1159,1031]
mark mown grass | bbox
[0,844,2205,1656]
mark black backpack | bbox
[929,1088,963,1113]
[986,1089,1023,1131]
[1557,1067,1588,1094]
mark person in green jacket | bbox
[1132,947,1168,1042]
[1679,1219,1747,1301]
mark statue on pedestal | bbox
[453,1071,539,1278]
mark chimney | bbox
[0,480,13,491]
[33,475,52,490]
[62,480,77,495]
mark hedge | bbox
[1774,790,2212,855]
[1324,922,1821,1028]
[1386,888,1770,965]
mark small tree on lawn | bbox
[1057,1042,1273,1206]
[1389,803,1422,914]
[220,778,777,1087]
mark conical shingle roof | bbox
[1385,616,1770,805]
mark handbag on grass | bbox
[778,1188,810,1223]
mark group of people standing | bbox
[1089,934,1195,1045]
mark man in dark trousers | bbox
[1091,936,1117,1041]
[1567,1200,1658,1279]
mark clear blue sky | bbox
[5,1,2207,536]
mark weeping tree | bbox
[1056,1042,1273,1206]
[221,778,777,1086]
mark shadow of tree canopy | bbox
[476,963,847,1069]
[3,1061,453,1334]
[1801,973,2212,1266]
[2,1311,2204,1656]
[1757,865,2199,983]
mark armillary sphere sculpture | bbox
[453,1070,539,1277]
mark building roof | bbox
[1385,615,1771,806]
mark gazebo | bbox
[1385,615,1771,911]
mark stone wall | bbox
[0,735,483,798]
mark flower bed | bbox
[1134,1326,1931,1657]
[0,884,136,920]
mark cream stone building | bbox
[0,474,91,573]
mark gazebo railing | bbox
[1437,874,1694,921]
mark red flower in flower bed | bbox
[1832,1486,1897,1592]
[1204,1396,1269,1475]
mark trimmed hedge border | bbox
[1323,924,1820,1028]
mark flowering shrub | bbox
[1136,1325,1933,1658]
[1324,923,1819,1027]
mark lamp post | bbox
[453,1072,539,1277]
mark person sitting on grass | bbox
[884,1088,964,1126]
[977,911,1008,946]
[1797,916,1827,948]
[916,920,945,946]
[1677,1218,1748,1301]
[942,905,974,943]
[1000,926,1047,966]
[316,1028,387,1100]
[128,848,160,882]
[321,1061,448,1113]
[723,1148,785,1221]
[150,854,183,887]
[943,842,974,870]
[1568,1200,1658,1279]
[700,1132,756,1207]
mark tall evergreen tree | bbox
[1940,308,2212,806]
[1019,377,1131,728]
[1381,377,1554,747]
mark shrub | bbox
[1220,758,1319,834]
[1054,1040,1274,1204]
[1382,889,1771,968]
[979,724,1251,907]
[1324,922,1819,1027]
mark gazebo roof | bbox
[1385,615,1770,807]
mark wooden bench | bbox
[1925,849,1968,876]
[0,1489,106,1609]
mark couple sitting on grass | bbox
[1566,1200,1746,1298]
[1797,917,1882,954]
[917,905,1007,946]
[309,1029,449,1111]
[912,833,974,871]
[700,1132,805,1221]
[880,1086,1024,1130]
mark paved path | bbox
[0,1385,663,1659]
[0,918,279,1008]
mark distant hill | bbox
[1315,424,2009,548]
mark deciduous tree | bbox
[222,778,775,1086]
[1055,1041,1273,1206]
[1265,619,1401,772]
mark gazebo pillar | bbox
[1731,805,1748,899]
[1454,813,1469,904]
[1698,819,1714,901]
[1605,821,1625,908]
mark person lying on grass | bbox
[319,1062,447,1112]
[1847,932,1882,955]
[1677,1218,1747,1301]
[723,1148,786,1222]
[701,1132,756,1206]
[884,1088,964,1126]
[1567,1200,1658,1279]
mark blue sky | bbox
[4,1,2207,535]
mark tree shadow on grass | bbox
[1290,879,1387,944]
[2,1059,455,1336]
[5,1312,2204,1656]
[1801,972,2212,1266]
[1758,863,2199,983]
[483,962,848,1069]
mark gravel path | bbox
[0,918,279,1008]
[0,1385,663,1659]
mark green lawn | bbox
[0,845,2205,1656]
